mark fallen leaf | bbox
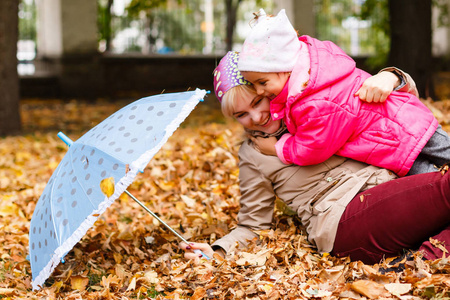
[236,249,270,266]
[126,277,136,291]
[351,280,388,299]
[100,177,115,197]
[143,270,159,284]
[0,288,16,295]
[191,287,206,300]
[384,283,411,296]
[70,275,89,291]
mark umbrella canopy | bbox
[29,89,207,290]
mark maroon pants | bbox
[331,170,450,264]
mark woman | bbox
[180,51,450,264]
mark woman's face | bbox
[232,87,281,134]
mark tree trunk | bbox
[0,0,21,135]
[388,0,433,98]
[225,0,241,51]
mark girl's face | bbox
[232,87,281,134]
[241,71,290,100]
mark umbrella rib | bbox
[124,190,190,244]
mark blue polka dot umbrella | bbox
[29,89,208,290]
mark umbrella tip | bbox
[57,132,74,147]
[199,90,210,102]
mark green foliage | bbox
[143,286,164,298]
[97,0,112,44]
[123,0,205,53]
[314,0,390,69]
[434,0,450,27]
[358,0,389,69]
[126,0,182,17]
[87,272,104,287]
[18,0,36,41]
[120,215,133,224]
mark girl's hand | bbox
[250,136,278,156]
[355,71,399,103]
[179,242,215,261]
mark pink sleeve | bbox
[275,133,292,164]
[280,103,357,166]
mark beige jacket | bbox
[212,141,397,254]
[211,67,414,254]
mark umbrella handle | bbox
[193,249,210,260]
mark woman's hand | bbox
[250,136,278,156]
[179,242,215,261]
[355,71,400,103]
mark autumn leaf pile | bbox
[1,97,450,299]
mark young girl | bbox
[180,51,450,264]
[238,9,450,176]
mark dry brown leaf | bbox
[0,288,16,295]
[191,287,207,300]
[236,249,271,266]
[350,280,389,299]
[384,283,412,296]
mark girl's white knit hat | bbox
[238,9,301,73]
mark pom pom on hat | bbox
[238,9,301,73]
[213,51,251,102]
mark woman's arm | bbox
[356,67,419,103]
[212,143,279,254]
[380,67,419,97]
[178,144,278,259]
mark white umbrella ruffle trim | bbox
[31,89,207,290]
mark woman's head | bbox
[213,51,281,134]
[213,51,252,103]
[223,84,281,134]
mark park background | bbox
[1,0,450,299]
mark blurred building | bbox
[18,0,450,99]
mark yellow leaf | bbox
[0,203,19,217]
[260,283,273,293]
[113,252,123,264]
[100,177,115,197]
[70,275,89,291]
[158,180,175,191]
[51,280,64,293]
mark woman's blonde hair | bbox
[221,84,257,118]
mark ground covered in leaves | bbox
[1,96,450,299]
